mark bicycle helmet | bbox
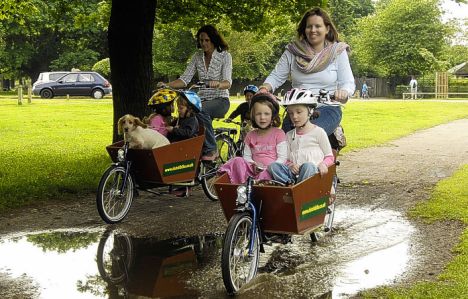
[249,92,280,116]
[148,88,178,106]
[179,91,202,113]
[243,84,259,95]
[281,88,318,107]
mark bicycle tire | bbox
[221,212,260,295]
[96,165,134,224]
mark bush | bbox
[92,58,110,79]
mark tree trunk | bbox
[108,0,156,142]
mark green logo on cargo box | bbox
[163,159,196,176]
[300,197,328,221]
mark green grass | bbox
[1,97,468,210]
[362,165,468,298]
[339,100,468,153]
[0,98,112,208]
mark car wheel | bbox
[40,89,53,99]
[92,89,104,99]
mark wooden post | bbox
[435,72,448,99]
[18,85,23,105]
[27,84,32,103]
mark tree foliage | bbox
[27,231,100,253]
[349,0,451,78]
[152,24,196,80]
[0,0,107,80]
[328,0,374,37]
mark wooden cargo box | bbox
[214,164,335,234]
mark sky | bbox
[441,0,468,21]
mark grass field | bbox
[1,97,468,210]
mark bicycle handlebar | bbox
[222,119,243,126]
[314,89,342,106]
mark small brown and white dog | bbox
[118,114,170,149]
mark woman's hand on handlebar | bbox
[334,89,349,103]
[258,83,272,94]
[207,80,221,89]
[157,82,168,88]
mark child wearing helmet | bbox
[268,88,334,185]
[226,84,258,123]
[166,91,200,143]
[145,89,177,136]
[218,93,287,184]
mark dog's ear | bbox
[117,115,125,135]
[134,117,147,128]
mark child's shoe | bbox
[171,186,191,197]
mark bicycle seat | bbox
[215,127,238,135]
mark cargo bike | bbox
[214,89,342,295]
[96,89,222,224]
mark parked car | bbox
[32,71,70,88]
[32,71,112,99]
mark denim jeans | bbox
[197,97,230,154]
[268,162,319,184]
[281,105,342,135]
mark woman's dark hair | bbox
[296,7,340,43]
[196,25,229,52]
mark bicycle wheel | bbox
[200,160,220,201]
[216,134,236,163]
[97,165,134,224]
[97,229,134,283]
[221,212,260,295]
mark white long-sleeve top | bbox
[287,125,333,167]
[265,49,355,96]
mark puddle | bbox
[331,206,414,298]
[0,206,416,298]
[0,229,223,298]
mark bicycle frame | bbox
[232,177,260,256]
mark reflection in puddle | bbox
[0,229,222,298]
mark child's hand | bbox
[166,126,174,132]
[318,162,329,176]
[251,162,265,174]
[289,163,300,175]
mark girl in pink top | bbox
[219,93,287,184]
[145,89,176,137]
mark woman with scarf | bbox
[258,7,355,135]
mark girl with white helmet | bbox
[268,88,334,185]
[218,93,287,184]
